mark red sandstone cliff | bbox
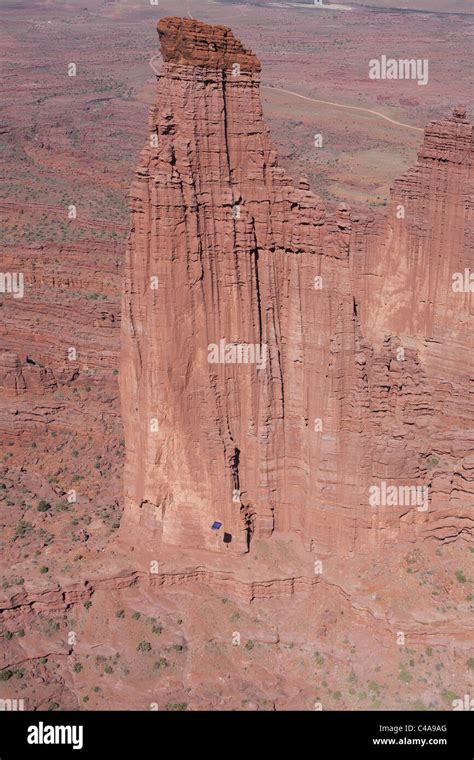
[120,17,473,557]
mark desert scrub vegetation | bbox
[14,520,33,538]
[37,616,60,637]
[398,667,412,684]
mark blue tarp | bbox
[211,521,222,530]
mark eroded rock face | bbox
[157,16,261,72]
[120,16,473,556]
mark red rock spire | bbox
[157,16,261,72]
[120,18,474,558]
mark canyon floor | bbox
[0,0,473,711]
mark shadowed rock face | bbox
[120,16,473,556]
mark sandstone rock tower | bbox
[120,17,473,556]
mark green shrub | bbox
[442,689,457,705]
[399,669,412,684]
[14,520,32,537]
[426,455,439,470]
